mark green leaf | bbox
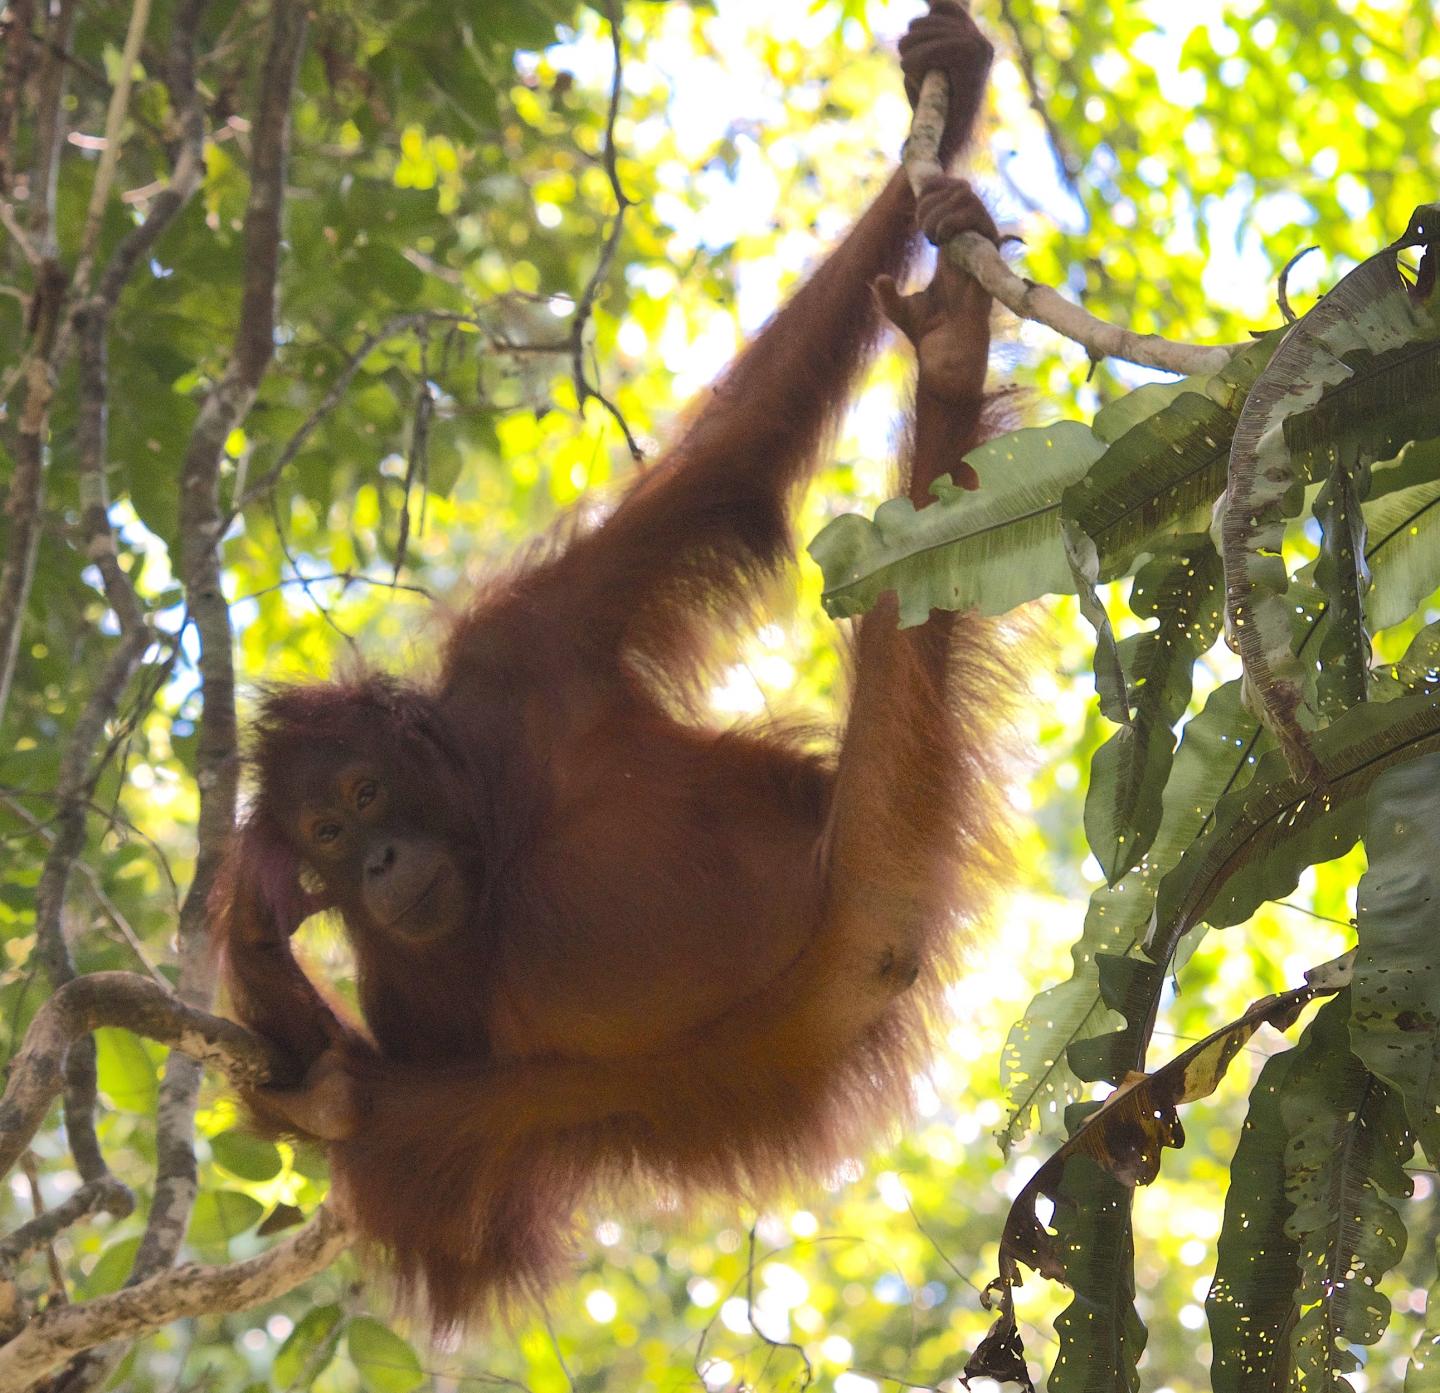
[94,1027,160,1113]
[78,1237,140,1298]
[1388,620,1440,696]
[339,244,427,306]
[1352,750,1440,1163]
[1207,1046,1304,1392]
[186,1189,264,1249]
[1066,953,1165,1086]
[274,1304,343,1389]
[1064,519,1129,728]
[1005,678,1275,1141]
[1367,433,1440,500]
[1363,472,1440,630]
[347,1316,426,1393]
[999,887,1133,1150]
[1063,335,1277,582]
[809,420,1105,624]
[1089,373,1198,444]
[209,1129,283,1183]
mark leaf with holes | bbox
[1084,536,1224,883]
[1283,995,1414,1391]
[1207,1046,1305,1393]
[1063,333,1279,580]
[1353,751,1440,1164]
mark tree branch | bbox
[904,69,1240,377]
[74,0,154,278]
[0,972,285,1184]
[568,0,642,462]
[62,23,315,1390]
[0,0,77,730]
[25,0,76,258]
[238,309,484,513]
[16,8,214,1326]
[0,1206,350,1392]
[0,1178,134,1281]
[993,0,1084,197]
[0,0,35,195]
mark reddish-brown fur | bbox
[215,4,1009,1334]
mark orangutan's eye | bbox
[314,821,342,845]
[355,780,378,810]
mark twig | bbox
[1277,243,1320,323]
[265,491,358,645]
[393,329,433,581]
[31,625,153,1188]
[233,569,434,605]
[743,1225,813,1389]
[0,198,37,266]
[903,69,1240,377]
[26,0,77,258]
[18,1153,67,1298]
[74,0,154,277]
[568,0,642,461]
[994,0,1084,197]
[0,1205,350,1391]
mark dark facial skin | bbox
[288,759,466,943]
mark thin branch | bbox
[19,1153,66,1299]
[994,0,1085,198]
[0,292,58,729]
[568,0,642,462]
[264,491,358,645]
[0,0,78,732]
[116,2,309,1333]
[0,796,163,980]
[0,783,183,912]
[0,197,37,266]
[0,972,285,1184]
[0,0,36,195]
[26,0,77,257]
[234,568,434,605]
[18,0,211,1262]
[904,70,1240,377]
[74,0,154,277]
[744,1225,813,1388]
[30,626,153,1190]
[237,309,480,512]
[233,299,579,514]
[0,1205,350,1392]
[0,1179,134,1281]
[953,231,1239,376]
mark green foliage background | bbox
[1,0,1438,1390]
